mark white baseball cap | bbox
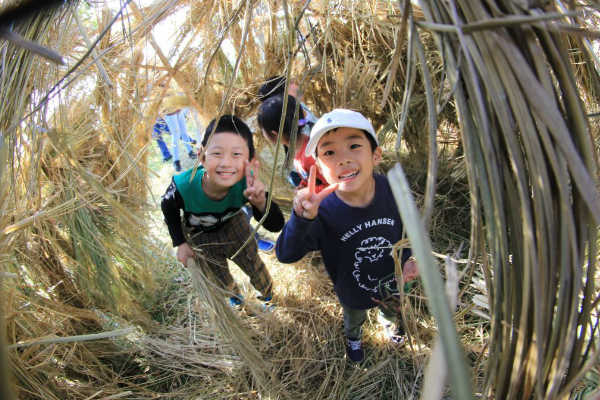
[305,109,378,158]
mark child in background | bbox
[257,76,327,192]
[164,108,197,172]
[276,109,419,362]
[258,93,329,192]
[152,117,172,163]
[257,75,318,124]
[161,115,284,308]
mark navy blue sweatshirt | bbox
[276,174,411,309]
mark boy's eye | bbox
[350,143,362,149]
[323,150,334,157]
[233,152,242,157]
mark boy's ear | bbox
[373,147,383,165]
[198,145,206,162]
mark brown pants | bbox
[184,211,273,298]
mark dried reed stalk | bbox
[2,0,598,398]
[414,1,600,398]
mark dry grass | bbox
[1,0,599,399]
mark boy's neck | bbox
[201,171,229,200]
[335,175,376,207]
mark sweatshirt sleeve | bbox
[160,180,186,247]
[251,195,285,232]
[275,210,321,263]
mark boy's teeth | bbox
[340,171,358,179]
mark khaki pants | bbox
[184,212,273,298]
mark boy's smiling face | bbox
[202,132,249,194]
[316,127,381,205]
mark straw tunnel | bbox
[1,1,599,399]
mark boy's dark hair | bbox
[257,94,305,141]
[258,75,286,101]
[364,130,378,152]
[202,115,255,160]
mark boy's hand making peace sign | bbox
[293,165,338,219]
[243,159,267,212]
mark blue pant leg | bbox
[156,138,171,159]
[164,114,181,162]
[152,121,172,160]
[177,112,193,153]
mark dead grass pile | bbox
[405,1,600,398]
[1,0,599,399]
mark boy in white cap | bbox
[276,109,419,362]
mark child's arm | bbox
[275,211,320,263]
[160,180,193,265]
[243,159,285,231]
[276,166,337,263]
[161,181,186,246]
[251,200,284,232]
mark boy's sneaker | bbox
[257,295,275,312]
[257,238,275,253]
[383,323,406,345]
[174,160,182,172]
[229,295,243,308]
[163,155,173,162]
[346,337,364,362]
[188,150,197,159]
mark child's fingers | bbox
[244,160,254,186]
[243,187,255,200]
[253,176,265,190]
[307,165,316,194]
[403,259,419,282]
[244,159,251,179]
[247,185,262,201]
[316,182,338,202]
[249,159,259,186]
[294,178,336,219]
[293,188,309,215]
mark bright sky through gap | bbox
[103,0,191,63]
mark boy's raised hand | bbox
[243,159,267,211]
[402,258,419,282]
[293,165,338,219]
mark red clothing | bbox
[293,138,329,193]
